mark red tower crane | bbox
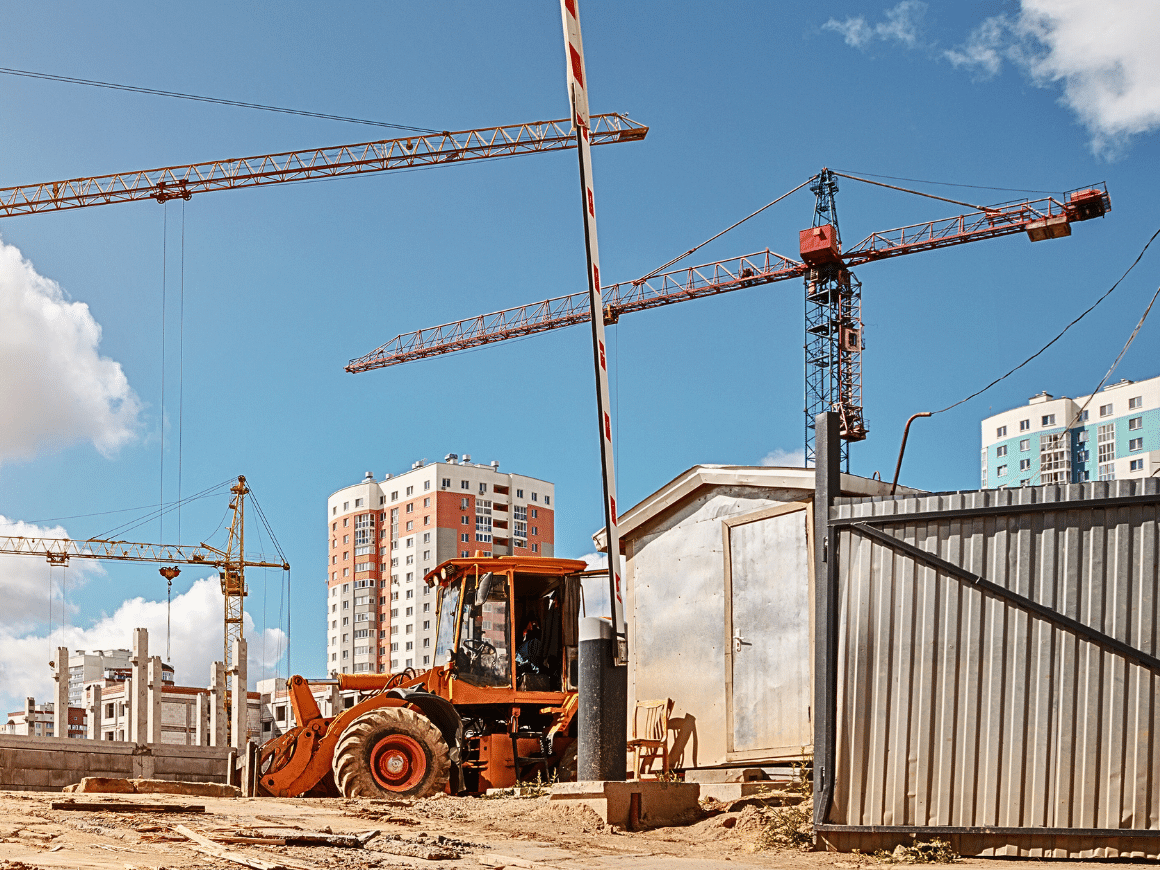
[0,113,646,217]
[346,174,1111,469]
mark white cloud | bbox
[0,516,105,628]
[760,447,806,468]
[944,1,1160,154]
[0,576,286,718]
[0,237,141,463]
[823,1,927,49]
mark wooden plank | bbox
[52,800,204,812]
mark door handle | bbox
[733,634,751,653]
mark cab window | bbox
[456,572,512,687]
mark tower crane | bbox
[0,476,288,671]
[346,171,1111,470]
[0,114,646,217]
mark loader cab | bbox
[428,555,588,696]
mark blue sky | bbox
[0,1,1157,713]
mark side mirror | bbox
[474,572,494,606]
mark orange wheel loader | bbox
[258,556,589,798]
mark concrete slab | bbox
[550,780,701,829]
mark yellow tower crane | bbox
[0,475,288,671]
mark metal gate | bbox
[816,479,1160,859]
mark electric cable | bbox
[933,225,1160,416]
[0,66,437,134]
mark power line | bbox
[0,66,438,134]
[934,225,1160,416]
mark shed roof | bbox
[592,464,919,552]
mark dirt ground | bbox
[0,789,1136,870]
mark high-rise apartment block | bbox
[981,376,1160,488]
[326,454,555,675]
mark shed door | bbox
[727,507,812,756]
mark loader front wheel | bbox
[333,707,451,798]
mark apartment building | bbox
[326,454,555,676]
[67,648,174,708]
[3,699,85,738]
[981,376,1160,488]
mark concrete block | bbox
[73,777,137,794]
[133,778,239,798]
[549,780,701,829]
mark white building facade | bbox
[981,376,1160,488]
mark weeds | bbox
[752,801,813,850]
[872,839,958,864]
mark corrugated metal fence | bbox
[818,480,1160,858]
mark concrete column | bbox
[195,693,207,746]
[53,646,69,739]
[86,684,102,740]
[230,637,248,751]
[130,628,149,744]
[147,655,163,744]
[208,661,226,747]
[577,617,628,782]
[327,684,340,718]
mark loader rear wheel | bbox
[332,707,450,798]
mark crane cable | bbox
[0,66,437,134]
[635,178,814,283]
[832,171,996,213]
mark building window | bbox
[462,515,469,524]
[531,508,538,519]
[424,480,431,491]
[1099,463,1115,481]
[531,543,538,553]
[1100,403,1113,417]
[1041,414,1055,427]
[996,465,1007,476]
[531,492,538,501]
[1130,438,1143,451]
[406,537,414,547]
[516,488,524,498]
[461,533,469,542]
[1019,458,1031,471]
[406,555,414,565]
[442,478,451,488]
[1130,396,1143,409]
[391,490,398,501]
[1129,417,1143,430]
[423,532,431,543]
[1131,459,1145,471]
[406,503,414,513]
[332,506,337,516]
[479,482,487,494]
[423,550,431,560]
[531,526,538,536]
[1079,409,1089,422]
[406,486,414,496]
[405,520,413,531]
[461,480,470,489]
[996,445,1007,457]
[996,425,1008,438]
[1019,439,1030,452]
[462,550,470,557]
[544,495,550,505]
[1020,419,1030,431]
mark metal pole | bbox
[560,0,628,784]
[812,411,841,831]
[891,412,931,495]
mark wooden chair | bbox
[627,698,673,779]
